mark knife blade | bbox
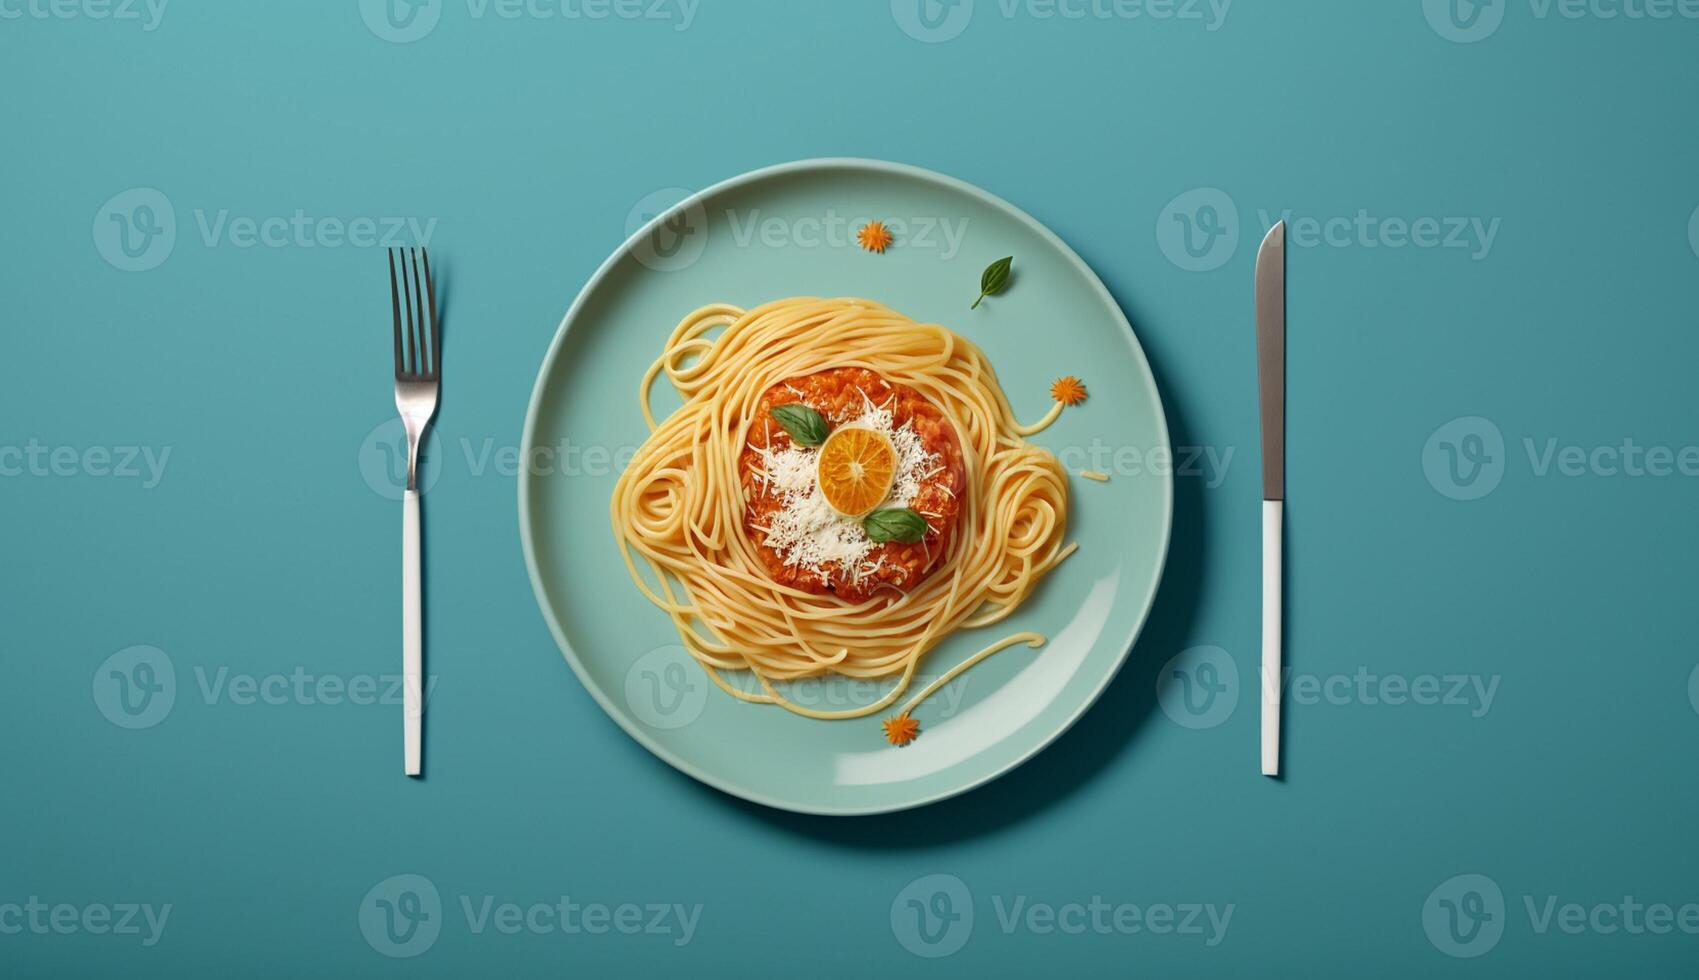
[1255,221,1285,777]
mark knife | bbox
[1255,221,1285,777]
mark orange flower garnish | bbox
[883,713,920,746]
[1050,376,1088,406]
[857,221,894,254]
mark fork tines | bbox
[389,247,438,381]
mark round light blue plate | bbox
[519,159,1171,815]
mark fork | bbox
[389,247,438,777]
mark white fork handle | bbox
[1261,499,1282,776]
[403,489,422,776]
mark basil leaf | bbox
[769,403,829,447]
[971,256,1013,310]
[862,508,929,544]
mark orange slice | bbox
[816,427,896,517]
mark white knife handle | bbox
[403,489,423,777]
[1261,499,1282,776]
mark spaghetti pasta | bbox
[611,297,1074,722]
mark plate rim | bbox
[518,157,1174,816]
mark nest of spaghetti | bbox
[611,297,1073,721]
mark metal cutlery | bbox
[1255,222,1285,777]
[388,247,439,777]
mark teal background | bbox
[4,0,1698,976]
